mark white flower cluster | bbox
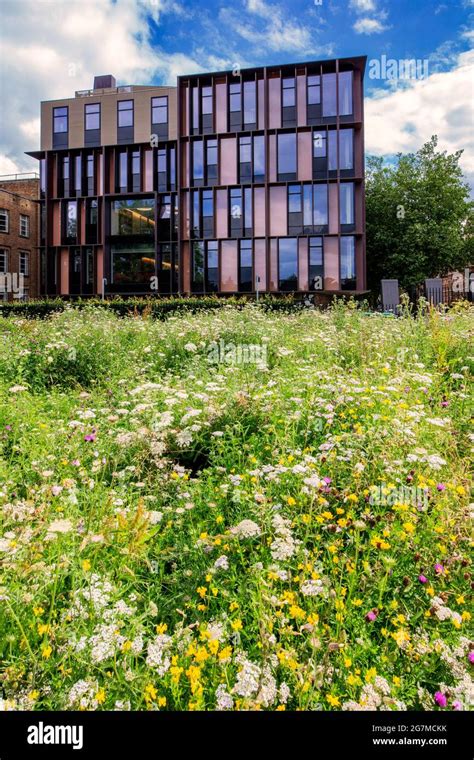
[230,519,261,539]
[145,634,172,675]
[270,513,299,562]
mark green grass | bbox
[0,302,472,711]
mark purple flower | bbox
[323,477,332,485]
[84,433,96,442]
[468,652,474,665]
[418,574,428,584]
[434,563,445,575]
[72,459,80,466]
[5,425,11,431]
[436,483,446,492]
[366,611,377,622]
[452,700,462,711]
[434,691,447,708]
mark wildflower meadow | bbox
[0,301,472,712]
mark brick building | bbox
[27,57,367,298]
[0,174,40,300]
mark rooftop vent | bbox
[93,75,116,90]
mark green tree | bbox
[366,136,473,290]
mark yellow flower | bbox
[365,668,377,683]
[170,665,183,684]
[231,619,243,631]
[144,684,157,702]
[41,645,52,659]
[208,639,219,655]
[197,586,207,599]
[122,640,132,653]
[37,623,49,635]
[27,690,40,702]
[352,598,363,607]
[82,559,91,572]
[194,646,209,664]
[344,658,352,668]
[95,688,106,705]
[393,676,401,687]
[461,611,471,622]
[326,694,340,707]
[287,496,296,506]
[156,623,168,634]
[218,646,232,661]
[33,606,44,617]
[157,696,167,707]
[456,595,465,605]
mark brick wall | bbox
[0,178,40,300]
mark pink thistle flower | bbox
[468,652,474,665]
[452,700,462,711]
[365,611,377,622]
[434,563,445,575]
[418,574,428,584]
[436,483,446,491]
[434,691,447,708]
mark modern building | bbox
[0,174,40,300]
[27,57,367,298]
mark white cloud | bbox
[0,0,208,173]
[354,17,389,34]
[365,50,474,186]
[350,0,377,12]
[222,0,333,55]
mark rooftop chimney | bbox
[93,75,116,90]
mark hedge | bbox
[0,295,309,320]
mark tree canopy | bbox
[366,136,473,290]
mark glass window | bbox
[339,129,354,170]
[117,100,133,127]
[243,80,256,124]
[118,151,127,190]
[282,77,296,107]
[253,135,265,181]
[230,188,242,221]
[193,140,204,182]
[307,75,321,105]
[239,136,252,181]
[19,251,29,276]
[19,214,30,237]
[202,86,213,115]
[313,131,327,158]
[340,236,356,288]
[340,183,354,225]
[202,189,213,219]
[206,241,218,292]
[169,146,176,189]
[132,151,140,175]
[63,156,70,179]
[322,73,337,117]
[244,187,252,232]
[192,241,204,290]
[207,139,218,181]
[278,237,298,291]
[75,155,82,193]
[313,184,328,226]
[239,239,252,291]
[288,185,301,213]
[110,198,155,236]
[53,106,68,133]
[328,131,338,171]
[85,103,100,130]
[303,185,313,230]
[192,190,200,236]
[0,209,9,233]
[111,242,155,286]
[338,71,353,116]
[152,96,168,124]
[0,248,8,272]
[229,83,241,112]
[278,133,296,178]
[66,201,77,238]
[309,237,324,289]
[192,86,199,130]
[86,154,94,178]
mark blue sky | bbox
[0,0,473,185]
